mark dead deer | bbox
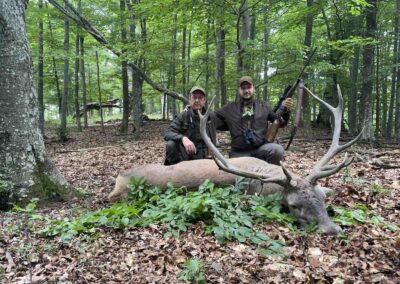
[108,85,362,235]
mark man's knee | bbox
[255,143,285,165]
[166,140,178,152]
[165,140,182,165]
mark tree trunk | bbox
[48,20,62,116]
[237,0,250,75]
[317,6,339,128]
[95,51,104,132]
[0,0,70,208]
[60,0,70,141]
[120,0,130,134]
[74,24,82,131]
[386,0,399,138]
[167,9,178,118]
[360,0,377,141]
[37,0,45,135]
[187,8,193,88]
[395,0,400,140]
[302,0,314,131]
[375,37,380,136]
[126,0,142,136]
[215,5,226,108]
[148,97,154,114]
[262,12,269,102]
[181,25,187,98]
[381,75,388,135]
[205,18,211,97]
[79,36,88,128]
[349,16,361,135]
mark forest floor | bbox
[1,120,399,283]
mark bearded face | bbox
[239,82,255,101]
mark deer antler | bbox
[304,85,364,184]
[198,96,290,186]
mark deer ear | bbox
[315,185,334,198]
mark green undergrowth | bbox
[332,204,397,232]
[7,177,398,258]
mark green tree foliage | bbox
[25,0,400,141]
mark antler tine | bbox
[304,85,363,184]
[198,96,288,186]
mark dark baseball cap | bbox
[238,76,254,87]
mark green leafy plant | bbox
[368,184,390,197]
[179,258,207,284]
[341,167,366,184]
[40,203,140,243]
[333,204,397,232]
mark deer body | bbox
[109,156,340,235]
[109,157,284,201]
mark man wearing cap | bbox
[164,86,217,165]
[214,76,292,165]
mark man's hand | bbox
[282,98,292,111]
[182,136,197,155]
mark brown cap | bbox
[189,86,206,96]
[238,76,254,87]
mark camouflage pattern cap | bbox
[189,86,206,96]
[238,76,254,87]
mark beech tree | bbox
[0,0,69,208]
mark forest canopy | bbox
[26,0,399,141]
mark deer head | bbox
[199,85,363,235]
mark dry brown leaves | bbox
[0,121,399,283]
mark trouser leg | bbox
[253,143,285,165]
[164,140,189,165]
[229,149,253,158]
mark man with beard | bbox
[164,86,217,165]
[214,76,292,165]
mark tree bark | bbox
[74,23,82,132]
[395,0,400,140]
[48,20,62,116]
[386,0,399,138]
[360,0,377,141]
[60,0,70,141]
[262,11,269,102]
[302,0,314,130]
[0,0,69,208]
[95,51,104,132]
[120,0,130,134]
[205,18,211,97]
[381,75,388,135]
[349,46,360,133]
[37,0,45,135]
[181,25,187,98]
[237,0,250,75]
[215,5,226,108]
[79,36,88,128]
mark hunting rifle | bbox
[265,47,317,147]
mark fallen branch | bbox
[6,251,15,272]
[371,159,400,169]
